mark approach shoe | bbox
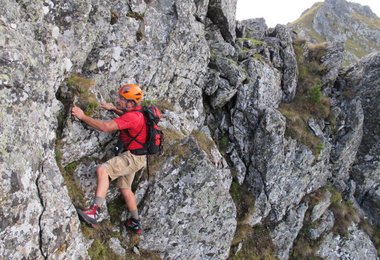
[125,217,143,234]
[76,204,100,227]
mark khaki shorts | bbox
[101,151,146,189]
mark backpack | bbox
[119,105,163,156]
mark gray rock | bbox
[139,136,236,259]
[309,210,335,240]
[271,203,309,260]
[317,225,378,260]
[311,190,332,222]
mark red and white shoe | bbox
[125,218,143,234]
[76,204,100,227]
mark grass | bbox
[192,130,215,159]
[237,38,264,47]
[279,39,331,156]
[291,2,325,43]
[228,180,277,259]
[351,12,380,30]
[229,225,277,260]
[229,180,255,222]
[290,187,333,259]
[67,73,99,117]
[217,134,229,155]
[359,220,380,255]
[55,139,86,207]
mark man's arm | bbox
[71,106,119,132]
[101,102,124,116]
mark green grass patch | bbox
[290,187,332,259]
[237,38,264,46]
[217,134,229,155]
[192,130,215,159]
[359,220,380,255]
[351,12,380,30]
[279,39,331,156]
[229,180,255,222]
[67,73,99,117]
[291,2,325,43]
[229,225,277,260]
[55,139,86,207]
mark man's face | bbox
[117,96,136,110]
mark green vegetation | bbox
[360,220,380,255]
[328,186,360,236]
[55,139,86,207]
[345,37,370,59]
[291,2,325,43]
[228,180,277,259]
[126,11,144,21]
[67,73,99,116]
[290,188,331,259]
[279,40,331,156]
[229,225,277,260]
[237,38,264,47]
[229,180,255,222]
[292,185,380,257]
[193,130,215,159]
[351,12,380,30]
[217,134,229,155]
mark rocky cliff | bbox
[290,0,380,66]
[1,0,379,259]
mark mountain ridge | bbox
[290,0,380,65]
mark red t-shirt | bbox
[113,106,147,150]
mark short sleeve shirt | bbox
[113,106,147,150]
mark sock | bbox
[130,210,139,220]
[94,197,105,208]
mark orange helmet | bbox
[118,84,143,103]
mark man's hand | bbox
[101,102,116,111]
[71,106,85,120]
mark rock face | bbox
[290,0,380,65]
[1,0,380,259]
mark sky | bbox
[236,0,380,27]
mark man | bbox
[71,83,146,234]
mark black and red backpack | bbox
[116,105,163,156]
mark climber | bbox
[71,83,146,234]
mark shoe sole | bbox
[76,207,98,227]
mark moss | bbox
[110,11,119,25]
[192,130,215,159]
[217,134,229,155]
[330,199,360,236]
[229,180,255,222]
[278,103,324,156]
[107,196,125,223]
[88,239,120,260]
[126,11,144,21]
[55,139,86,207]
[229,225,277,260]
[326,185,342,204]
[290,188,331,259]
[66,73,99,117]
[237,38,264,47]
[359,220,380,255]
[279,39,331,156]
[291,2,325,43]
[84,101,99,116]
[351,12,380,30]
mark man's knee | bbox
[96,165,108,178]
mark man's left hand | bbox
[71,106,85,120]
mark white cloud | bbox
[236,0,380,27]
